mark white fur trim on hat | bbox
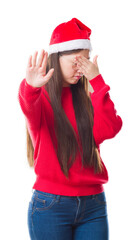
[48,39,92,55]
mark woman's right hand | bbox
[26,49,54,88]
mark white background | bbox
[0,0,140,239]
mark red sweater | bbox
[18,74,123,196]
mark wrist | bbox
[87,72,100,81]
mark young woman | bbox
[18,18,123,240]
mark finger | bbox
[81,55,90,64]
[76,56,89,68]
[42,51,48,69]
[80,64,88,73]
[77,65,87,76]
[76,66,83,75]
[43,68,54,82]
[72,60,77,67]
[37,49,45,67]
[76,60,87,70]
[32,51,38,67]
[72,56,84,66]
[77,70,84,76]
[76,55,89,64]
[27,55,32,68]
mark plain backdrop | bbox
[0,0,140,239]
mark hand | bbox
[74,55,100,81]
[26,49,54,88]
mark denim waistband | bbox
[32,189,104,200]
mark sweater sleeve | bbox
[17,78,42,131]
[89,74,123,146]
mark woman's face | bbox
[59,49,90,87]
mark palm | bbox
[26,49,54,88]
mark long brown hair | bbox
[26,49,104,179]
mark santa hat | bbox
[48,18,92,55]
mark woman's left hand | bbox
[74,55,100,81]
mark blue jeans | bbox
[27,189,109,240]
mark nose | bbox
[76,68,83,76]
[72,62,77,67]
[72,62,79,70]
[72,62,83,76]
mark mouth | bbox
[74,76,82,80]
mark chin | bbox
[63,77,79,86]
[72,77,80,82]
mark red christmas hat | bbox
[48,18,92,55]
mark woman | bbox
[18,18,123,240]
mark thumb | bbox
[43,68,54,84]
[93,55,98,65]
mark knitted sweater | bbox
[18,74,123,196]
